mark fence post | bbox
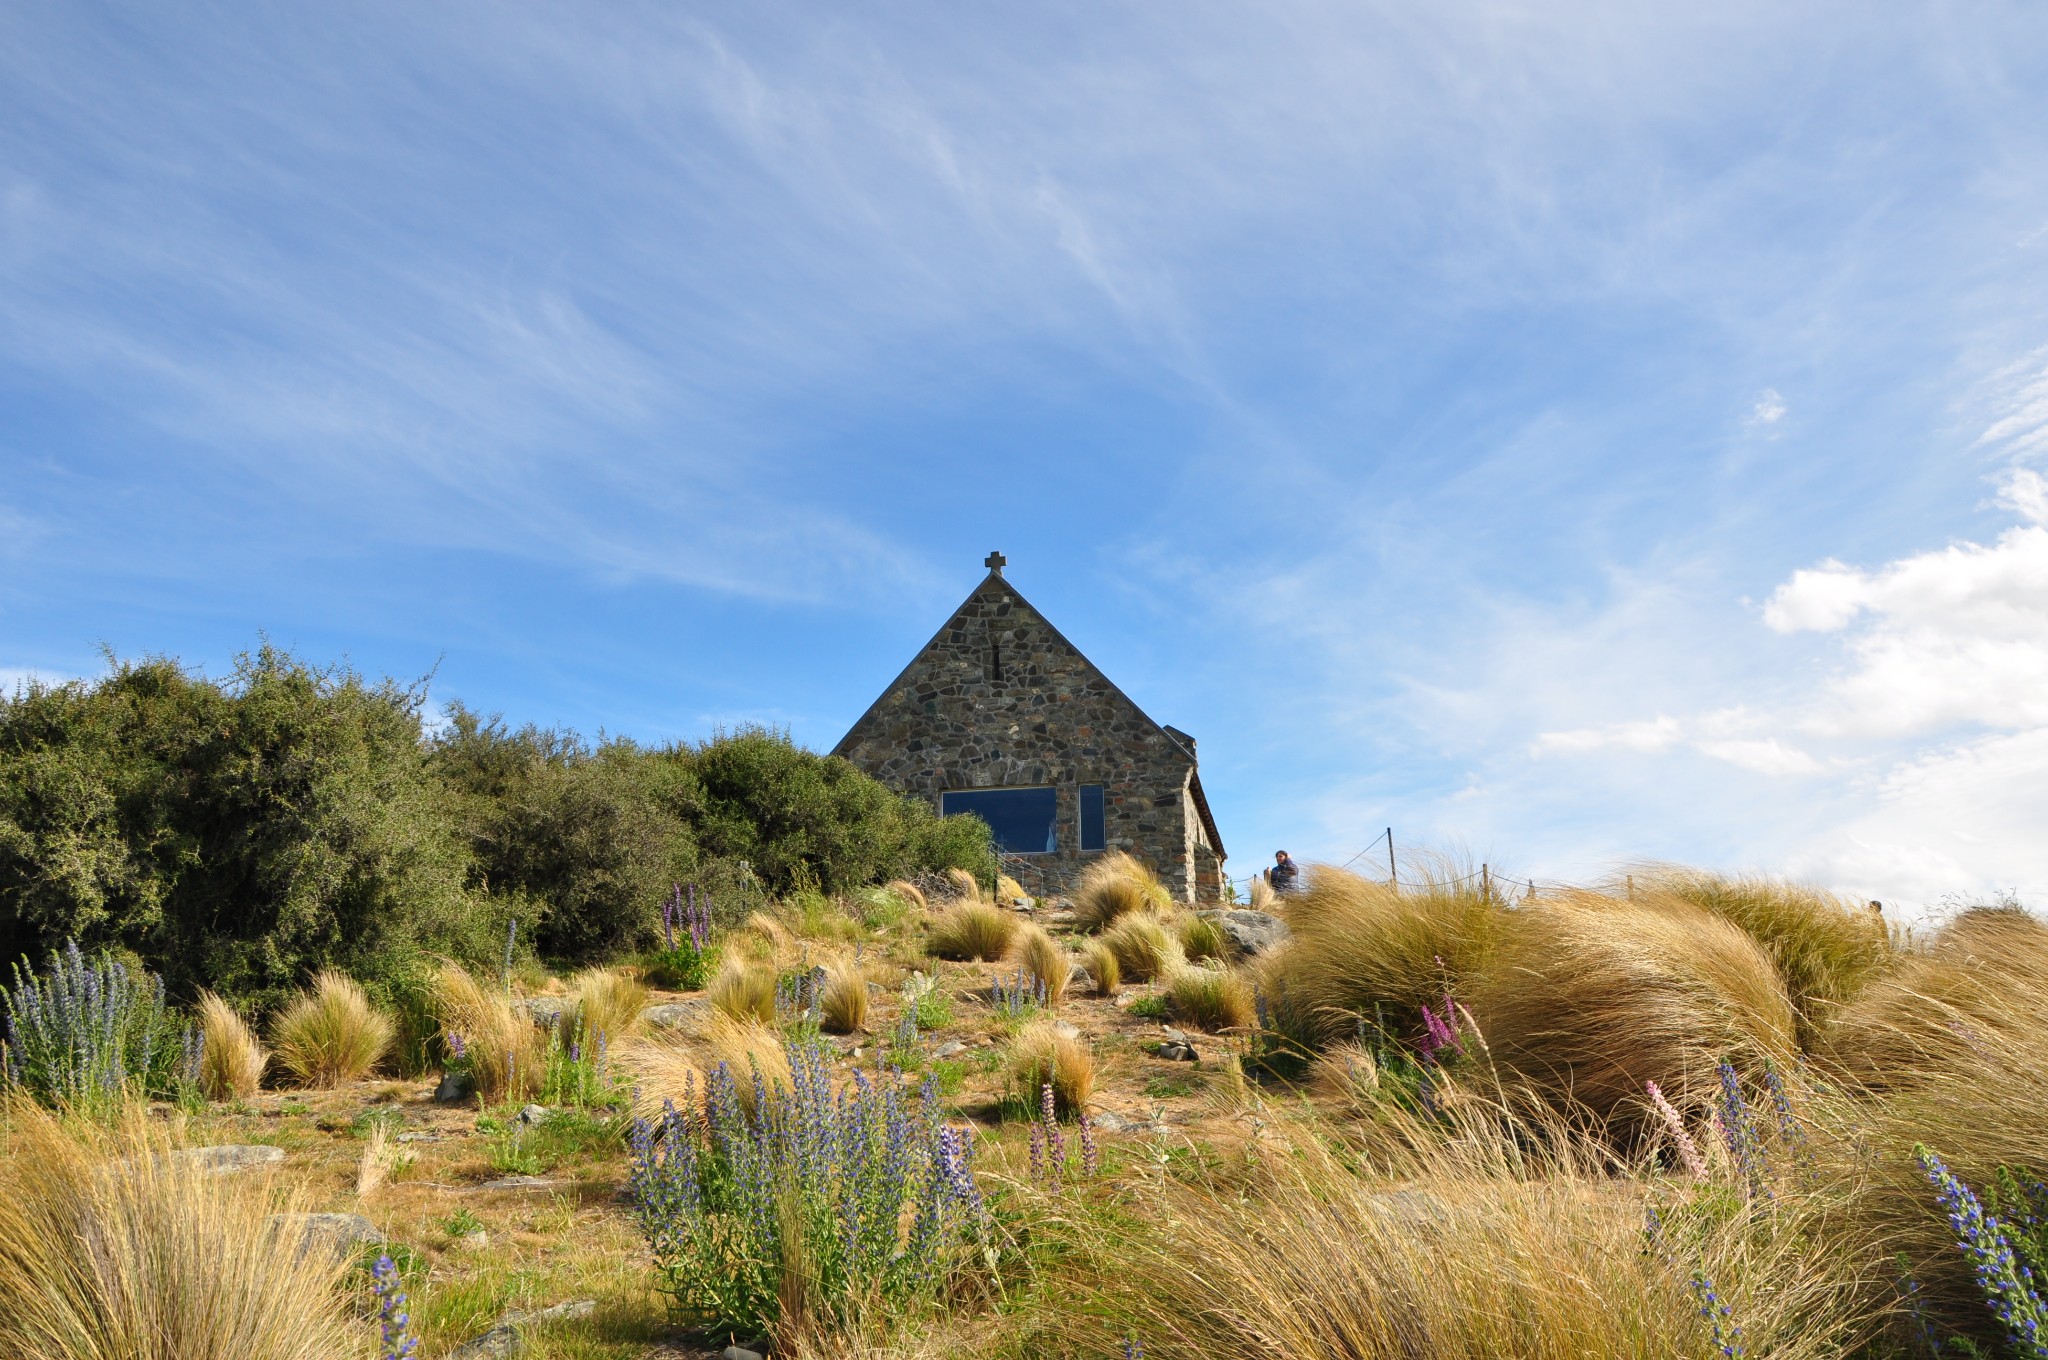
[1482,863,1490,903]
[1386,828,1397,887]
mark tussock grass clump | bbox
[927,901,1019,961]
[1467,896,1798,1130]
[196,991,267,1100]
[435,961,543,1104]
[732,911,795,963]
[884,878,929,912]
[1634,865,1896,1029]
[1008,923,1072,1009]
[1101,912,1181,983]
[1081,938,1121,996]
[1009,1017,1094,1118]
[1035,1102,1858,1360]
[1824,906,2048,1090]
[1310,1040,1380,1109]
[1179,914,1229,964]
[707,959,779,1024]
[1263,868,1508,1045]
[997,873,1028,903]
[0,1100,363,1359]
[269,971,393,1087]
[567,966,648,1046]
[624,1014,792,1122]
[1165,964,1256,1033]
[1247,875,1276,912]
[944,867,982,902]
[1072,850,1171,932]
[820,959,870,1034]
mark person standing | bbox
[1267,850,1300,896]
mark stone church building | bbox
[832,552,1226,902]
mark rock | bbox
[435,1070,474,1104]
[722,1348,766,1360]
[1090,1109,1168,1135]
[475,1174,562,1191]
[461,1230,491,1249]
[1154,1030,1199,1062]
[395,1131,440,1144]
[516,997,568,1029]
[447,1300,599,1358]
[270,1211,384,1261]
[176,1144,287,1175]
[641,1000,709,1032]
[931,1040,967,1059]
[1052,1020,1082,1041]
[517,1103,550,1126]
[1215,909,1289,957]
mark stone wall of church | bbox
[834,573,1209,900]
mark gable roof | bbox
[831,567,1225,861]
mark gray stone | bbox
[722,1348,766,1360]
[435,1069,474,1103]
[270,1211,384,1261]
[641,1000,709,1032]
[1215,909,1289,957]
[448,1301,600,1359]
[517,1103,550,1126]
[395,1131,440,1144]
[1154,1030,1199,1063]
[176,1144,286,1175]
[516,997,568,1029]
[931,1040,967,1059]
[475,1174,562,1191]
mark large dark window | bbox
[941,787,1058,854]
[1078,784,1106,852]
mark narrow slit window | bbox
[942,787,1057,854]
[1078,784,1106,852]
[987,623,1003,683]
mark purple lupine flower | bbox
[1919,1146,2048,1356]
[1717,1063,1771,1198]
[1078,1111,1098,1177]
[372,1254,420,1359]
[1690,1272,1745,1359]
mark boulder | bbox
[516,1104,550,1126]
[270,1211,384,1261]
[931,1040,967,1060]
[1215,909,1289,957]
[447,1300,598,1359]
[722,1348,766,1360]
[516,997,568,1030]
[176,1144,286,1175]
[642,1000,709,1032]
[435,1070,474,1104]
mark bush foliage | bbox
[0,649,993,1008]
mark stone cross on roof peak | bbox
[984,550,1006,575]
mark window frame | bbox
[939,784,1061,856]
[1077,783,1107,853]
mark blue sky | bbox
[6,2,2048,912]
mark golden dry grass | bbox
[1100,912,1180,983]
[268,971,393,1087]
[884,878,929,912]
[1310,1039,1381,1109]
[1081,938,1120,996]
[0,1099,367,1359]
[1072,850,1171,932]
[1164,964,1256,1033]
[707,959,779,1024]
[997,873,1028,903]
[1466,895,1799,1131]
[435,960,543,1104]
[1178,914,1229,963]
[820,958,870,1034]
[1633,865,1897,1031]
[1247,875,1276,912]
[567,966,649,1046]
[944,867,982,902]
[1008,922,1072,1008]
[197,991,267,1100]
[927,900,1019,961]
[1008,1017,1094,1117]
[1260,867,1509,1046]
[623,1014,792,1121]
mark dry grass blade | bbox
[944,866,982,902]
[1081,938,1121,996]
[567,966,649,1046]
[1100,912,1181,983]
[1072,850,1171,932]
[1009,922,1072,1008]
[1178,914,1229,964]
[1467,896,1798,1132]
[435,960,543,1104]
[197,990,267,1100]
[1248,875,1276,911]
[623,1014,792,1121]
[884,878,929,912]
[269,970,393,1087]
[1008,1017,1094,1117]
[0,1098,367,1359]
[1165,964,1256,1033]
[927,901,1018,961]
[708,959,778,1023]
[1262,867,1507,1045]
[997,873,1028,903]
[820,958,870,1034]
